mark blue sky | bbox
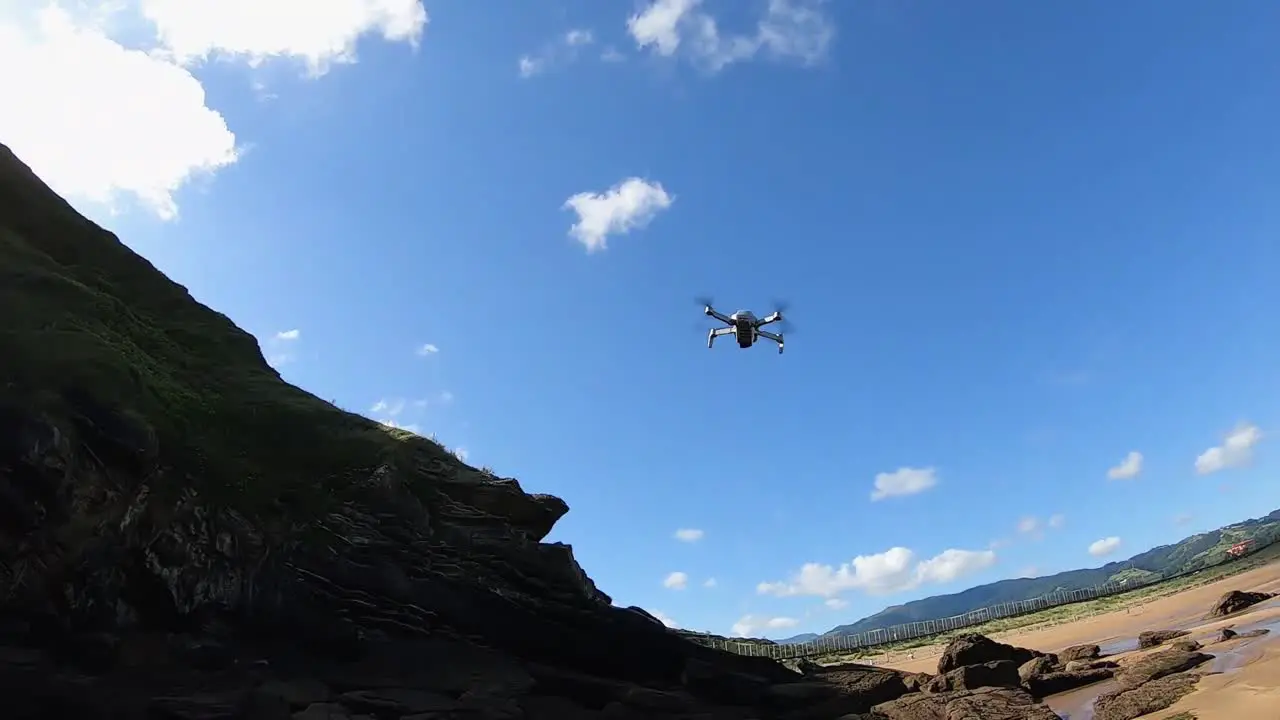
[4,0,1279,639]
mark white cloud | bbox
[416,343,439,356]
[1107,450,1143,480]
[0,5,238,221]
[702,577,717,588]
[261,327,302,366]
[673,528,704,543]
[824,598,848,610]
[731,614,799,637]
[370,398,407,416]
[757,546,996,599]
[627,0,833,73]
[650,610,678,628]
[1,0,428,222]
[1088,536,1122,558]
[663,571,688,590]
[518,27,595,78]
[869,466,938,501]
[1195,423,1263,475]
[1047,513,1066,529]
[379,418,421,434]
[915,549,999,585]
[139,0,428,75]
[563,177,673,252]
[1017,516,1040,535]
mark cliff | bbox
[1,142,826,719]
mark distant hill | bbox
[822,508,1280,639]
[777,633,820,645]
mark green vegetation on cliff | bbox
[0,143,483,530]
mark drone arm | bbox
[758,328,784,354]
[707,327,733,348]
[756,312,782,328]
[704,307,733,325]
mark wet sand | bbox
[878,560,1280,718]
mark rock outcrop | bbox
[1217,626,1270,642]
[935,634,1042,674]
[1136,629,1189,649]
[1056,643,1100,663]
[1207,589,1275,618]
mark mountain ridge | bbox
[819,508,1280,639]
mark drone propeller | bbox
[768,298,796,335]
[694,294,716,310]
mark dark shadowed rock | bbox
[1094,672,1202,720]
[936,634,1040,674]
[900,672,932,693]
[1217,626,1270,642]
[1137,630,1190,649]
[1024,667,1115,698]
[923,660,1020,693]
[1058,643,1101,663]
[779,663,913,719]
[1017,655,1056,683]
[1208,589,1276,618]
[1063,659,1118,672]
[873,686,1060,720]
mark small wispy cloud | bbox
[663,571,688,590]
[674,528,704,543]
[264,328,302,367]
[1107,451,1143,480]
[703,577,717,588]
[416,343,439,356]
[518,27,597,78]
[1195,423,1263,475]
[1088,536,1122,558]
[870,466,938,501]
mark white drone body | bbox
[704,305,785,354]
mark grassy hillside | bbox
[823,508,1280,638]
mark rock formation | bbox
[1136,629,1189,649]
[1207,589,1275,618]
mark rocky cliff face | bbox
[1,143,822,717]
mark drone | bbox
[703,302,787,354]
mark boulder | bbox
[1017,655,1056,683]
[1171,639,1202,652]
[923,660,1021,693]
[1115,649,1211,688]
[1217,626,1270,642]
[935,634,1040,674]
[1094,672,1203,720]
[873,686,1060,720]
[1058,643,1101,662]
[1137,630,1190,649]
[1023,667,1115,698]
[1208,590,1276,618]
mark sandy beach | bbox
[879,560,1280,718]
